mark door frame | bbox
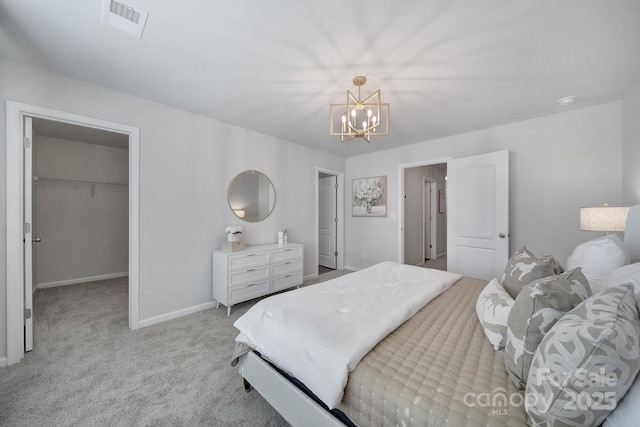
[423,177,437,261]
[398,158,450,264]
[315,168,345,274]
[5,100,141,366]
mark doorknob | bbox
[498,233,506,238]
[32,237,42,243]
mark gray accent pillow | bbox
[504,268,591,389]
[526,284,640,427]
[501,247,561,298]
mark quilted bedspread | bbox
[339,276,528,427]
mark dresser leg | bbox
[216,300,220,309]
[227,306,231,316]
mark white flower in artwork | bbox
[354,178,384,213]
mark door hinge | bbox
[334,217,338,223]
[23,137,31,148]
[335,183,338,189]
[24,308,32,320]
[334,251,338,256]
[24,222,31,234]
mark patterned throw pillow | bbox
[475,279,515,350]
[501,247,561,298]
[526,284,640,427]
[504,268,591,389]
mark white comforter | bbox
[233,261,462,409]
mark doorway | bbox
[5,101,140,366]
[32,118,129,339]
[400,161,448,269]
[316,168,345,276]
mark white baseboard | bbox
[344,265,362,272]
[138,301,218,329]
[437,252,447,258]
[0,357,7,368]
[304,273,318,281]
[36,272,129,290]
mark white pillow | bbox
[566,234,630,288]
[598,262,640,311]
[604,373,640,427]
[475,278,514,350]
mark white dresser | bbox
[212,243,303,315]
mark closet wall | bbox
[34,135,129,289]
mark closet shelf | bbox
[34,176,128,187]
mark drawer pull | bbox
[247,268,255,272]
[284,274,292,278]
[247,253,256,257]
[245,283,256,287]
[284,261,291,265]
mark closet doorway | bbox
[316,168,345,276]
[6,101,140,365]
[32,118,129,285]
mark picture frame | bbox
[352,176,387,217]
[439,190,445,213]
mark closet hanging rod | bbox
[34,176,128,186]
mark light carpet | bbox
[0,271,349,426]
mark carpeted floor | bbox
[422,254,447,271]
[0,272,346,426]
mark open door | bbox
[318,175,337,269]
[447,150,509,280]
[23,116,34,352]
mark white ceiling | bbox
[2,0,640,158]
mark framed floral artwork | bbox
[352,176,387,217]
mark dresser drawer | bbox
[271,259,302,276]
[272,272,302,292]
[229,265,270,286]
[272,247,302,263]
[229,279,270,304]
[228,252,270,270]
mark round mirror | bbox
[227,170,276,222]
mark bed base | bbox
[238,351,347,427]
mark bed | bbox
[231,205,640,427]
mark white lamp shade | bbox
[580,206,630,232]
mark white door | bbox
[447,150,509,280]
[318,175,337,269]
[23,116,34,352]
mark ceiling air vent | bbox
[101,0,149,39]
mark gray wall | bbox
[345,102,624,271]
[623,77,640,205]
[0,58,345,360]
[34,136,128,287]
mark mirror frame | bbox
[227,170,276,222]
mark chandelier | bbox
[330,76,389,143]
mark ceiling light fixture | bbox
[330,76,389,143]
[558,95,577,106]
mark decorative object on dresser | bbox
[222,225,245,252]
[213,243,303,316]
